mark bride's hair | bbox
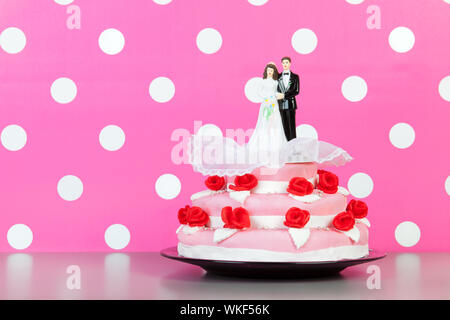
[263,63,279,80]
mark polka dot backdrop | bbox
[0,0,449,252]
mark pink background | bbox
[0,0,449,252]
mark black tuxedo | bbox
[277,71,299,141]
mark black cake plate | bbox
[160,247,386,279]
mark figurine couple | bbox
[247,56,300,161]
[189,56,353,175]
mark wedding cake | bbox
[175,137,370,262]
[175,58,370,262]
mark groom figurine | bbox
[276,56,299,141]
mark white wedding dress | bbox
[188,78,353,176]
[247,78,287,167]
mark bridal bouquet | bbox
[262,96,276,120]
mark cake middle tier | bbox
[192,191,347,229]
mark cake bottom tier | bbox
[177,224,369,262]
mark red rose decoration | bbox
[229,174,258,191]
[332,211,355,231]
[284,207,310,228]
[177,205,190,224]
[186,206,209,227]
[317,170,339,194]
[286,177,314,196]
[205,175,226,191]
[346,199,368,219]
[221,206,251,229]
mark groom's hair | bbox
[281,56,291,63]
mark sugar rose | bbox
[332,211,355,231]
[346,199,368,219]
[287,177,314,196]
[229,174,258,191]
[186,206,209,227]
[205,175,226,191]
[317,171,339,194]
[284,207,310,228]
[177,205,190,225]
[221,206,251,229]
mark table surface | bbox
[0,251,449,300]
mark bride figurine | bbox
[247,63,287,167]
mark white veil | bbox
[188,134,352,176]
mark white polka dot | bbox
[197,124,223,137]
[444,0,450,4]
[0,27,26,54]
[291,28,318,55]
[54,0,74,5]
[7,224,33,250]
[445,176,450,196]
[248,0,269,5]
[105,224,131,250]
[57,175,83,201]
[341,76,367,102]
[345,0,365,4]
[389,123,415,149]
[149,77,175,103]
[389,26,415,53]
[196,28,222,54]
[244,77,264,103]
[296,124,318,139]
[99,125,125,151]
[347,172,374,198]
[438,76,450,102]
[50,77,77,104]
[153,0,172,4]
[1,125,27,151]
[98,28,125,55]
[155,173,181,200]
[395,221,421,247]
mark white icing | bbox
[209,215,335,230]
[288,228,311,249]
[178,242,369,262]
[358,218,371,227]
[213,228,239,243]
[176,225,183,234]
[182,225,202,235]
[342,226,361,242]
[228,190,250,205]
[190,189,225,201]
[289,192,321,203]
[337,186,350,196]
[253,180,288,194]
[250,215,286,229]
[209,216,225,228]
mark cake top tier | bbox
[246,162,317,182]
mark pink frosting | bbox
[229,162,317,182]
[178,223,368,253]
[192,192,347,217]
